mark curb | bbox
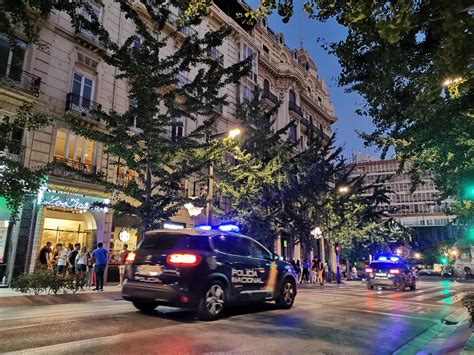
[0,291,122,307]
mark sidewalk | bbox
[0,285,122,307]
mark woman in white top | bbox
[75,246,88,290]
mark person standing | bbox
[92,242,108,291]
[55,243,68,276]
[38,242,52,270]
[117,244,129,287]
[295,260,302,283]
[301,259,310,284]
[75,246,88,290]
[67,243,80,276]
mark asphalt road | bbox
[0,280,470,354]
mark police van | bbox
[122,225,297,320]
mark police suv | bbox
[122,225,297,320]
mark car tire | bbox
[197,280,226,321]
[367,284,373,290]
[132,301,158,312]
[410,279,416,291]
[276,278,296,309]
[398,280,406,292]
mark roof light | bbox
[163,222,185,230]
[390,256,400,262]
[218,224,240,233]
[195,224,212,231]
[378,256,388,261]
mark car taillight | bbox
[167,253,201,267]
[389,269,400,274]
[365,268,373,273]
[125,252,136,263]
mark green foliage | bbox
[63,1,249,231]
[10,270,77,295]
[249,1,473,219]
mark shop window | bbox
[54,130,97,168]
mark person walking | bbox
[75,246,88,290]
[86,250,94,288]
[311,258,319,284]
[38,242,52,270]
[318,259,325,286]
[92,242,108,291]
[67,243,80,276]
[117,244,129,287]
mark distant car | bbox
[122,227,297,320]
[365,260,416,291]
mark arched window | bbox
[263,79,270,94]
[289,90,296,104]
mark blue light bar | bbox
[218,224,240,233]
[195,224,212,231]
[390,256,400,262]
[378,256,388,261]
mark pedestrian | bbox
[117,244,129,287]
[318,259,325,285]
[311,258,319,284]
[295,260,302,282]
[75,246,89,290]
[86,250,94,288]
[38,241,52,270]
[55,243,68,276]
[324,261,329,283]
[301,259,310,283]
[92,242,108,291]
[67,243,80,276]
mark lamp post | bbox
[205,128,241,224]
[334,184,350,285]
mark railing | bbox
[166,13,197,37]
[300,117,332,142]
[116,172,144,188]
[208,47,224,66]
[50,157,97,182]
[0,143,25,163]
[0,63,41,96]
[262,89,279,105]
[65,93,101,120]
[75,22,104,47]
[288,101,303,117]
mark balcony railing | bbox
[116,172,144,189]
[0,63,41,96]
[288,101,303,117]
[262,89,279,105]
[166,13,197,37]
[50,157,97,182]
[208,47,224,66]
[65,93,101,120]
[0,143,25,163]
[75,22,104,47]
[301,117,332,142]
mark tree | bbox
[61,1,249,232]
[244,1,473,212]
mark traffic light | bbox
[335,242,340,255]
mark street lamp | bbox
[414,252,421,259]
[206,128,242,224]
[338,185,350,195]
[443,77,462,86]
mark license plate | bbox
[137,264,162,276]
[375,273,387,277]
[375,276,387,280]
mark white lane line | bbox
[3,322,199,354]
[411,290,456,302]
[0,304,131,322]
[332,306,439,321]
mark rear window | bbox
[139,234,209,251]
[369,262,398,270]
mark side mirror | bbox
[273,254,280,261]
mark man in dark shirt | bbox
[67,243,80,276]
[38,242,52,269]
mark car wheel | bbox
[197,281,226,321]
[367,283,373,290]
[276,278,296,309]
[132,301,158,312]
[398,280,406,292]
[410,279,416,291]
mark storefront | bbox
[29,183,112,272]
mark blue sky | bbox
[248,4,380,160]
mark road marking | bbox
[331,306,440,321]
